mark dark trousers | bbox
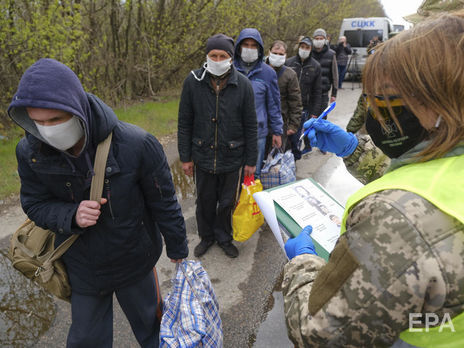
[195,167,241,244]
[67,270,160,348]
[289,110,309,160]
[318,92,329,117]
[338,64,348,88]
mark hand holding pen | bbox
[300,102,337,142]
[301,102,359,157]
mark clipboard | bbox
[256,178,345,262]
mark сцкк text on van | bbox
[339,17,394,78]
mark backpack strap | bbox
[46,132,113,264]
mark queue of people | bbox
[7,9,464,347]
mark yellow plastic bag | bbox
[232,176,264,242]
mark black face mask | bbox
[365,107,428,158]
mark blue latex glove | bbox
[303,118,358,157]
[285,225,317,260]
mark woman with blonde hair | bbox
[282,11,464,347]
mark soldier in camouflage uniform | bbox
[282,11,464,347]
[346,94,368,134]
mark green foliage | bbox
[0,0,386,127]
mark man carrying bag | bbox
[8,58,188,347]
[9,132,112,302]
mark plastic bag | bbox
[160,260,222,347]
[260,148,296,189]
[232,175,264,242]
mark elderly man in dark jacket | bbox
[178,34,258,258]
[8,58,188,347]
[285,36,322,159]
[312,28,339,116]
[266,40,303,151]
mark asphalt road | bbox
[0,83,363,347]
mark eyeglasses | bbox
[363,93,405,120]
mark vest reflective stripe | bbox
[340,154,464,346]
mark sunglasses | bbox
[363,94,405,120]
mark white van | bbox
[339,17,394,78]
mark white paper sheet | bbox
[269,180,344,253]
[253,191,288,259]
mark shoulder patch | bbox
[308,236,359,315]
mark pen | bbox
[299,101,336,141]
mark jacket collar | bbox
[203,65,240,87]
[388,141,464,172]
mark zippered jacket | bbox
[266,62,302,134]
[8,58,188,295]
[234,28,283,138]
[285,55,322,116]
[178,65,258,173]
[312,44,338,97]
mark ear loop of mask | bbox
[190,62,207,81]
[435,115,442,128]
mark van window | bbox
[344,30,362,47]
[344,29,384,48]
[362,30,383,46]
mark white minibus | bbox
[339,17,394,78]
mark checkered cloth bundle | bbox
[160,260,222,347]
[260,148,296,189]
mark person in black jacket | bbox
[178,34,258,258]
[335,36,352,89]
[8,59,188,347]
[285,36,322,159]
[312,28,339,116]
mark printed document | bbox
[269,180,344,253]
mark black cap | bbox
[299,36,313,46]
[206,34,234,57]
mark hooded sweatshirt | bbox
[8,59,188,295]
[234,28,283,138]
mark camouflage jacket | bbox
[346,94,367,134]
[282,140,464,347]
[343,135,390,184]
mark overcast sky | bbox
[381,0,424,26]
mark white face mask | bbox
[313,39,325,49]
[241,47,259,63]
[269,53,286,67]
[206,56,232,76]
[35,115,84,151]
[298,48,311,60]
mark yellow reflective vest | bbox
[341,154,464,347]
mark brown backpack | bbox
[8,133,112,302]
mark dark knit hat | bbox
[206,34,234,57]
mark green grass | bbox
[114,99,180,137]
[0,132,22,199]
[0,98,180,200]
